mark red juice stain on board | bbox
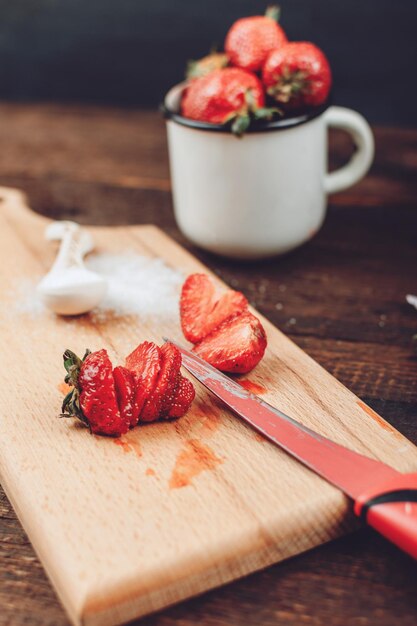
[130,441,143,458]
[238,379,267,395]
[195,410,222,435]
[357,400,402,439]
[113,439,132,453]
[145,468,156,477]
[113,434,142,457]
[169,439,222,489]
[124,434,143,458]
[58,382,73,395]
[203,414,221,433]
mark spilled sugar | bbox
[14,278,47,317]
[10,251,184,322]
[86,252,183,321]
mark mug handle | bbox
[323,106,375,195]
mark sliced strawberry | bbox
[113,366,137,428]
[61,343,196,435]
[140,342,182,422]
[180,273,248,343]
[193,311,267,374]
[126,341,161,422]
[158,343,182,417]
[62,349,129,436]
[167,375,196,418]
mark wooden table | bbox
[0,104,416,626]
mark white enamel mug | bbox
[164,83,374,259]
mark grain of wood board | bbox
[0,186,416,626]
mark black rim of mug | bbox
[162,83,332,134]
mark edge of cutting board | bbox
[1,186,416,626]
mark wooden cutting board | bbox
[1,187,416,626]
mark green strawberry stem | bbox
[265,5,281,22]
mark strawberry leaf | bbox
[63,348,91,386]
[60,348,92,427]
[231,114,250,137]
[253,106,282,120]
[60,386,88,425]
[185,52,229,80]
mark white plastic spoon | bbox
[37,221,107,315]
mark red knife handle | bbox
[354,473,417,559]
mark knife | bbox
[165,339,417,560]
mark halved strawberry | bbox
[140,342,182,422]
[167,375,196,418]
[61,349,130,436]
[126,341,161,422]
[180,273,248,343]
[113,366,137,428]
[193,311,267,374]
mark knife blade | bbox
[165,338,417,559]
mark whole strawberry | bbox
[263,42,332,110]
[181,67,277,136]
[225,5,287,72]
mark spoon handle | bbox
[47,222,93,273]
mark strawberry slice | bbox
[167,375,196,418]
[193,311,267,374]
[126,341,161,423]
[62,349,130,436]
[180,273,248,343]
[113,366,137,428]
[158,343,183,417]
[140,342,182,422]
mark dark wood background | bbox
[0,1,417,125]
[0,103,416,624]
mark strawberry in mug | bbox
[181,67,277,136]
[163,5,374,258]
[263,42,332,110]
